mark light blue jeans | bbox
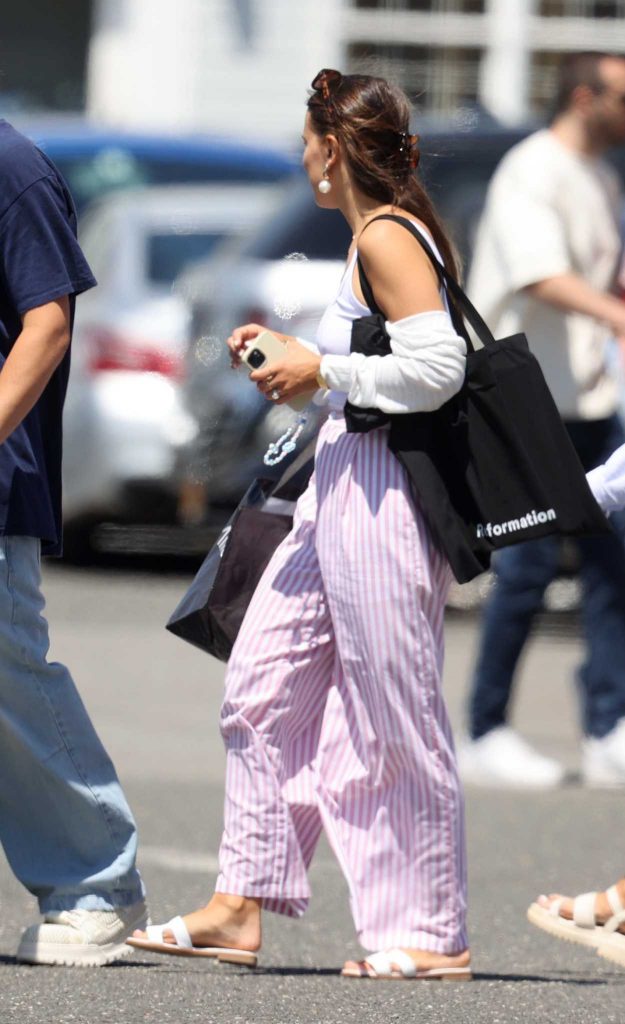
[0,536,145,912]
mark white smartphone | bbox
[240,330,313,413]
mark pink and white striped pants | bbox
[216,414,468,953]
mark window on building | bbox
[352,0,485,11]
[540,0,625,16]
[348,42,483,116]
[0,0,93,112]
[529,51,562,116]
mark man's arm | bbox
[525,274,625,336]
[0,296,70,445]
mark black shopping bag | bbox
[346,215,610,584]
[166,443,315,660]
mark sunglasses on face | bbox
[311,68,343,102]
[597,86,625,106]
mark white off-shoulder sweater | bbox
[310,223,466,415]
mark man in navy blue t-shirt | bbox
[0,120,148,965]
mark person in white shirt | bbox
[459,51,625,789]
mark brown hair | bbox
[552,51,613,118]
[307,72,459,278]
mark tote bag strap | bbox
[357,213,496,349]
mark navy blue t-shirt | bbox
[0,120,96,555]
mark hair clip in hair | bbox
[311,68,343,104]
[398,132,420,170]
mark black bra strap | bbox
[356,214,496,349]
[356,259,380,317]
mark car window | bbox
[419,136,527,268]
[147,231,227,285]
[78,206,119,284]
[243,189,352,261]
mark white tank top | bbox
[315,220,449,411]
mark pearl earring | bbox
[318,166,332,194]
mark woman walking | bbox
[129,69,470,981]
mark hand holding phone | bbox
[240,330,313,412]
[227,322,267,367]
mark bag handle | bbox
[356,214,497,349]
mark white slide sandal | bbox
[528,885,625,952]
[341,948,472,981]
[126,916,257,966]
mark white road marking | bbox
[138,846,334,875]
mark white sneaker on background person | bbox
[582,718,625,786]
[457,725,566,788]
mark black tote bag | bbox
[166,442,315,660]
[345,214,610,584]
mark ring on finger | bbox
[270,388,280,401]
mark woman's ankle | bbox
[210,893,262,915]
[179,895,262,951]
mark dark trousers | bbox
[468,414,625,741]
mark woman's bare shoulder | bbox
[389,208,432,237]
[359,211,432,252]
[358,213,435,277]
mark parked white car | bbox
[62,183,282,546]
[176,182,351,511]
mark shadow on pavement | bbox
[0,955,162,968]
[4,954,623,987]
[472,970,615,985]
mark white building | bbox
[87,0,344,143]
[86,0,625,142]
[343,0,625,125]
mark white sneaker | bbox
[583,718,625,787]
[16,900,149,966]
[457,726,566,789]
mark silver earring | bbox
[318,166,332,194]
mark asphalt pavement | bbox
[0,562,623,1024]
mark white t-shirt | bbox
[468,129,622,420]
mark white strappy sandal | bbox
[126,916,257,966]
[527,884,625,951]
[341,948,472,981]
